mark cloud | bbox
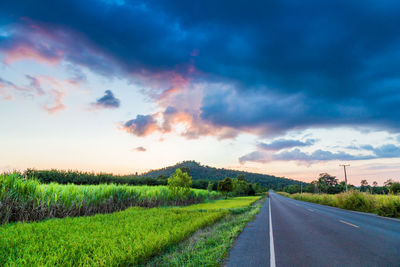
[92,90,120,109]
[1,1,400,137]
[121,106,240,139]
[122,115,159,137]
[240,143,400,164]
[134,146,146,152]
[258,138,316,151]
[43,89,66,114]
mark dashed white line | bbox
[339,220,359,228]
[307,208,314,212]
[269,196,276,267]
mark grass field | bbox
[0,196,262,266]
[0,173,220,224]
[182,196,261,211]
[0,208,225,266]
[278,191,400,218]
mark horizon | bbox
[1,160,395,186]
[1,1,400,186]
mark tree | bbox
[390,182,400,194]
[384,179,394,187]
[372,181,378,187]
[218,177,233,199]
[360,179,368,192]
[168,168,192,197]
[317,173,338,193]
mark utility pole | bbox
[340,164,350,191]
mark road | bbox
[226,191,400,267]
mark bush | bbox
[336,190,375,212]
[278,191,400,218]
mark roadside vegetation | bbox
[0,196,262,266]
[0,172,219,224]
[278,191,400,218]
[281,172,399,195]
[146,197,264,266]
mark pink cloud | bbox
[4,45,63,65]
[43,89,66,114]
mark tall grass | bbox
[0,173,220,224]
[278,191,400,218]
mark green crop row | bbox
[0,173,220,224]
[0,196,262,266]
[0,207,226,266]
[278,191,400,218]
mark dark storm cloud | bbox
[2,0,400,135]
[92,90,120,109]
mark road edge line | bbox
[269,196,276,267]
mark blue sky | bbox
[1,0,400,185]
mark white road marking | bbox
[269,196,276,267]
[339,220,359,228]
[307,208,314,212]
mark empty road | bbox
[226,191,400,267]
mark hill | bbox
[142,161,306,189]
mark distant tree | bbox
[372,181,378,187]
[360,179,369,192]
[218,177,233,199]
[384,179,394,187]
[390,182,400,194]
[316,173,338,193]
[319,173,338,187]
[237,174,246,181]
[168,168,192,197]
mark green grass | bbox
[278,191,400,218]
[0,207,226,266]
[0,196,263,266]
[182,196,261,211]
[145,197,265,266]
[0,173,220,224]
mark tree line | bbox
[282,173,400,194]
[22,168,267,195]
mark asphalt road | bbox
[226,191,400,267]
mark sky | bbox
[1,0,400,185]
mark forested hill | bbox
[142,161,306,189]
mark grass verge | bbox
[277,191,400,218]
[145,197,265,266]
